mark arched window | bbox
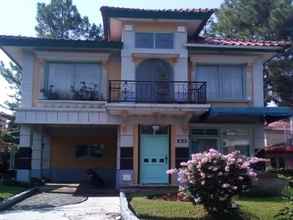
[135,59,173,102]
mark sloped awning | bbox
[199,107,293,123]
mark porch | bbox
[16,125,119,188]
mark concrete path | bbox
[0,196,120,220]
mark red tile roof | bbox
[266,120,290,130]
[266,144,293,154]
[191,37,290,48]
[100,6,216,14]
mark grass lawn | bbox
[130,195,290,220]
[0,184,26,200]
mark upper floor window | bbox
[196,64,245,100]
[42,62,104,100]
[135,32,174,49]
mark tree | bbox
[0,62,21,111]
[0,62,21,166]
[210,0,293,40]
[209,0,293,105]
[35,0,102,40]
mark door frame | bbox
[138,125,171,185]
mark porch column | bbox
[31,127,42,178]
[16,125,32,182]
[172,124,190,185]
[31,127,51,179]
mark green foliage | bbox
[130,196,289,220]
[0,184,26,199]
[211,0,293,40]
[35,0,102,40]
[0,62,21,111]
[274,186,293,220]
[0,61,21,148]
[266,48,293,106]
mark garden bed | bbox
[0,184,27,200]
[130,194,290,220]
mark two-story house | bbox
[0,7,291,188]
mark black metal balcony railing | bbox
[109,80,207,104]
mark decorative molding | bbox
[190,54,259,64]
[35,51,110,63]
[124,24,133,31]
[177,26,186,32]
[37,100,106,109]
[15,108,121,125]
[132,53,179,64]
[107,102,210,116]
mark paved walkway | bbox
[0,196,120,220]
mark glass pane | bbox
[89,144,103,158]
[120,147,133,158]
[196,65,219,99]
[155,33,174,49]
[141,125,169,135]
[48,63,75,99]
[74,64,103,98]
[220,65,244,99]
[75,145,88,158]
[192,138,218,153]
[192,129,218,136]
[223,128,249,136]
[135,32,154,48]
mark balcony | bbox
[108,80,207,104]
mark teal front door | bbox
[140,134,169,184]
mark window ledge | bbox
[38,99,106,104]
[37,99,106,109]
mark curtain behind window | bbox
[196,64,245,100]
[47,63,102,99]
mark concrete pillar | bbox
[116,124,135,188]
[21,52,34,108]
[16,125,32,182]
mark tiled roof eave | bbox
[0,35,123,50]
[186,43,284,52]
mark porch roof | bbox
[0,35,123,50]
[200,107,293,122]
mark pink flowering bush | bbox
[167,149,264,216]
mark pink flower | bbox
[222,183,230,188]
[248,171,257,177]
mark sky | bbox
[0,0,224,113]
